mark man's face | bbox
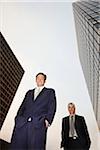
[36,74,46,87]
[68,104,75,115]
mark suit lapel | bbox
[75,115,78,132]
[33,87,46,101]
[66,117,70,136]
[67,116,70,130]
[32,89,35,100]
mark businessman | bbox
[61,102,91,150]
[11,72,57,150]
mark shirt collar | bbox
[69,114,75,117]
[35,86,44,90]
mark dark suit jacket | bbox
[15,87,57,128]
[11,87,56,149]
[61,115,91,149]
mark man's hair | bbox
[68,102,75,108]
[36,72,47,81]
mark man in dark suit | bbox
[61,102,91,150]
[11,72,57,150]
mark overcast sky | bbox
[0,0,100,149]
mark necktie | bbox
[70,116,74,137]
[34,87,40,100]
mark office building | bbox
[73,0,100,128]
[0,32,24,129]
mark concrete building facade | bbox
[0,32,24,129]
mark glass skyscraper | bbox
[73,0,100,128]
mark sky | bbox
[0,0,100,149]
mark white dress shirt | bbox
[69,115,78,138]
[34,86,44,100]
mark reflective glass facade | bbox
[73,0,100,128]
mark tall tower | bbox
[73,0,100,128]
[0,32,25,129]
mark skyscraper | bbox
[73,0,100,128]
[0,32,24,129]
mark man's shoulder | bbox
[45,87,55,92]
[62,116,69,120]
[62,115,85,121]
[27,89,33,92]
[75,114,84,120]
[25,89,33,95]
